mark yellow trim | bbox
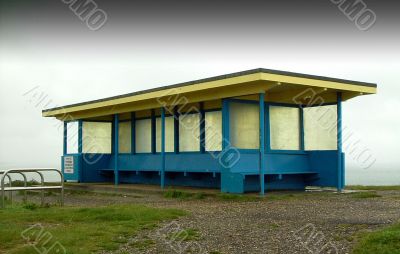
[43,73,262,117]
[43,71,376,119]
[259,73,377,94]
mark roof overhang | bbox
[42,68,377,120]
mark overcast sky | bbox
[0,0,399,184]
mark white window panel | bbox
[82,122,112,153]
[179,113,200,152]
[270,106,300,150]
[119,121,131,153]
[135,119,152,153]
[66,121,79,154]
[205,111,222,151]
[156,116,175,152]
[230,102,259,149]
[304,105,337,150]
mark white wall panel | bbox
[270,106,300,150]
[205,111,222,151]
[156,116,175,152]
[304,105,337,150]
[82,122,112,153]
[230,102,259,149]
[66,121,79,154]
[119,121,131,153]
[135,119,152,153]
[179,113,200,152]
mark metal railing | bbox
[0,168,64,208]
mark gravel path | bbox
[14,188,400,254]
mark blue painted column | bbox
[337,92,343,191]
[63,122,68,155]
[114,114,119,185]
[77,120,83,182]
[259,93,266,196]
[131,112,136,154]
[174,107,180,154]
[222,99,230,150]
[199,102,206,153]
[161,107,166,189]
[299,106,305,151]
[151,109,156,154]
[78,120,83,154]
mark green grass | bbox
[346,185,400,191]
[129,238,155,251]
[352,223,400,254]
[349,192,382,199]
[0,204,186,254]
[163,189,207,200]
[217,193,261,201]
[10,180,40,187]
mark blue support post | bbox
[300,106,305,151]
[131,112,135,154]
[259,93,266,196]
[63,122,67,155]
[151,109,156,154]
[200,102,205,153]
[78,120,83,154]
[337,92,343,191]
[114,114,119,185]
[174,107,179,154]
[222,99,230,150]
[161,107,166,189]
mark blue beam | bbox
[131,112,136,154]
[78,120,83,154]
[259,93,266,196]
[300,106,305,151]
[151,109,156,154]
[114,114,119,185]
[63,122,67,155]
[222,99,230,150]
[174,107,180,154]
[199,102,205,153]
[337,92,343,191]
[161,107,166,189]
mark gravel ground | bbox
[12,188,400,254]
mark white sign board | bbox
[64,156,74,174]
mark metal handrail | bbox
[0,168,64,208]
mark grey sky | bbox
[0,0,399,184]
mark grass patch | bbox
[346,185,400,191]
[163,189,207,200]
[217,193,261,202]
[350,192,382,199]
[10,180,40,187]
[21,202,40,210]
[130,239,155,251]
[352,223,400,254]
[0,204,186,254]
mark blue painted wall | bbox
[61,154,82,182]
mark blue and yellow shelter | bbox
[42,69,377,194]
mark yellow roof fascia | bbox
[42,73,262,117]
[43,70,376,119]
[259,73,376,94]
